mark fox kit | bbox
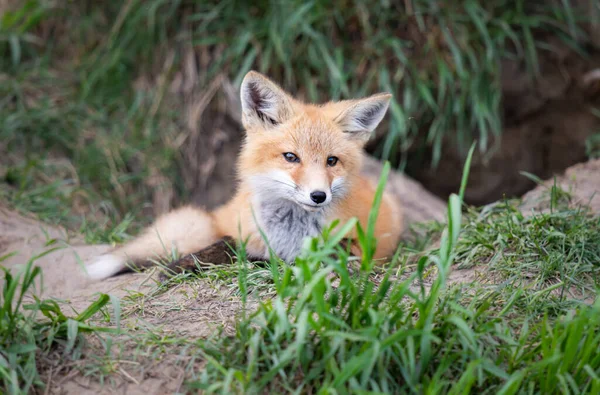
[87,71,403,280]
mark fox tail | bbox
[85,206,218,280]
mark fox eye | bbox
[283,152,300,163]
[327,156,339,167]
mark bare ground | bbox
[2,158,599,393]
[520,158,600,215]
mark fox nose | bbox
[310,191,327,204]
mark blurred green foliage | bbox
[1,0,598,220]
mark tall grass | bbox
[35,0,593,164]
[2,1,599,229]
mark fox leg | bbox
[86,206,219,280]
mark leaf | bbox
[65,319,79,353]
[75,293,110,322]
[9,34,21,67]
[6,344,37,354]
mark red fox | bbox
[86,71,403,280]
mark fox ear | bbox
[334,93,392,141]
[240,71,294,130]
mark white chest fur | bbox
[256,199,325,262]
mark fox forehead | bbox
[243,113,360,170]
[282,110,350,156]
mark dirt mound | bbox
[520,158,600,214]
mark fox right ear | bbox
[240,71,294,130]
[334,93,392,142]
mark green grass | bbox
[0,252,113,394]
[455,200,600,299]
[2,0,600,233]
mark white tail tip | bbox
[86,254,125,280]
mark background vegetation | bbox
[3,0,600,229]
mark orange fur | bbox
[86,71,403,280]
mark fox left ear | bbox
[334,93,392,142]
[240,71,294,130]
